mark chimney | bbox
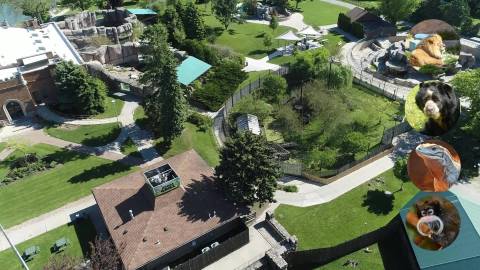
[129,209,134,220]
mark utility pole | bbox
[0,224,29,270]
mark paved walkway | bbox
[244,56,281,72]
[0,195,97,252]
[35,93,161,163]
[275,132,426,207]
[0,148,14,161]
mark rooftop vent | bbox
[143,164,180,197]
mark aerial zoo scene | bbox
[0,0,480,269]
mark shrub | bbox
[181,39,219,65]
[271,105,301,140]
[2,154,56,185]
[278,184,298,193]
[393,156,409,181]
[419,64,444,76]
[187,112,212,131]
[318,64,353,89]
[258,74,287,104]
[228,95,273,126]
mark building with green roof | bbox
[176,56,212,86]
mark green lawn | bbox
[276,170,418,269]
[92,94,124,119]
[0,142,8,153]
[214,23,293,59]
[291,0,350,26]
[238,70,270,90]
[45,123,121,147]
[156,122,220,167]
[120,137,142,158]
[0,219,97,270]
[0,144,136,228]
[340,0,380,8]
[134,105,148,129]
[268,55,296,66]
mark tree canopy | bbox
[215,131,281,205]
[451,69,480,138]
[212,0,238,30]
[258,73,287,104]
[161,7,185,46]
[54,61,107,115]
[182,2,206,40]
[380,0,419,24]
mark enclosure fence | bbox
[222,66,290,120]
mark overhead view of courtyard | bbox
[1,0,480,269]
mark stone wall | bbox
[58,8,138,44]
[80,42,140,66]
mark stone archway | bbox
[4,100,25,123]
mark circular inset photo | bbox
[405,81,460,136]
[406,195,460,250]
[408,140,461,192]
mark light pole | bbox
[0,224,29,270]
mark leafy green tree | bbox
[215,131,281,205]
[212,0,237,30]
[258,73,287,104]
[54,61,107,115]
[380,0,419,25]
[183,2,206,40]
[452,69,480,138]
[61,0,96,10]
[307,148,337,171]
[341,131,369,158]
[229,95,273,124]
[393,156,409,181]
[244,0,257,15]
[318,64,353,89]
[440,0,470,26]
[269,15,279,33]
[161,7,185,46]
[272,0,288,10]
[263,33,273,50]
[294,0,303,9]
[107,0,123,8]
[272,105,301,139]
[289,52,315,85]
[16,0,51,23]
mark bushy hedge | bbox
[351,21,364,38]
[318,64,353,89]
[1,154,58,186]
[187,111,212,131]
[337,13,351,32]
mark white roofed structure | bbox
[0,22,83,80]
[275,30,302,41]
[298,26,321,37]
[236,114,261,135]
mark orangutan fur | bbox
[409,34,445,67]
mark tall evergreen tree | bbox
[212,0,237,30]
[380,0,419,25]
[140,23,187,141]
[161,7,185,46]
[215,132,281,205]
[182,2,206,40]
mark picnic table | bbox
[22,246,40,260]
[53,237,70,252]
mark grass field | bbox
[0,144,136,228]
[340,0,380,8]
[0,219,97,270]
[45,123,121,147]
[92,94,124,119]
[155,122,220,167]
[291,0,350,26]
[275,170,418,269]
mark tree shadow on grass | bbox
[70,218,97,257]
[361,189,394,215]
[154,138,173,157]
[68,162,133,183]
[43,148,89,164]
[80,126,122,147]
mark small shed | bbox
[176,56,212,86]
[127,8,157,23]
[346,7,396,39]
[236,114,261,135]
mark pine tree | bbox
[182,2,206,40]
[161,7,185,46]
[215,132,281,205]
[140,24,187,141]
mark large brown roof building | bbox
[93,150,249,270]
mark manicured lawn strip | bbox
[315,244,383,270]
[275,170,418,268]
[134,105,148,129]
[92,94,124,119]
[120,137,142,159]
[238,70,270,90]
[0,219,97,270]
[156,123,220,167]
[45,123,121,147]
[340,0,380,8]
[0,144,137,228]
[291,0,350,26]
[0,142,7,153]
[214,23,293,59]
